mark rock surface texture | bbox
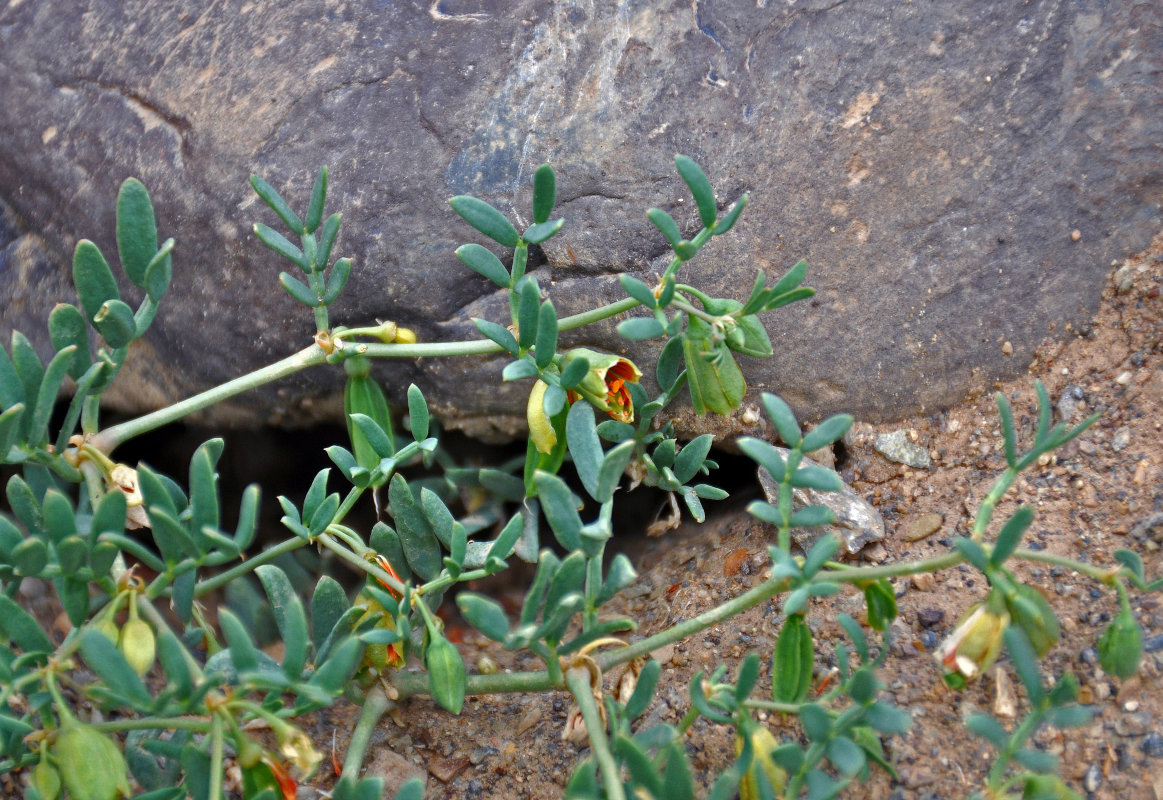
[1,1,1159,436]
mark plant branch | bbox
[91,345,329,452]
[567,666,625,800]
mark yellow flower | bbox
[562,348,642,423]
[935,597,1010,684]
[277,727,323,778]
[527,379,559,454]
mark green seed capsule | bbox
[1098,606,1142,679]
[32,755,62,800]
[53,719,131,800]
[118,618,156,676]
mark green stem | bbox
[816,551,964,583]
[743,699,805,715]
[316,533,403,595]
[340,683,395,784]
[209,714,225,800]
[566,666,625,800]
[584,548,604,630]
[86,294,644,453]
[973,468,1016,540]
[91,345,329,452]
[987,707,1044,789]
[333,485,367,526]
[91,716,212,734]
[1011,547,1119,583]
[674,706,701,738]
[193,537,310,598]
[417,567,489,597]
[354,298,643,361]
[670,296,723,325]
[596,574,793,672]
[79,460,107,512]
[81,395,102,435]
[390,665,559,700]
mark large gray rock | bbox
[1,1,1159,437]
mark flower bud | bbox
[737,722,788,800]
[118,617,156,677]
[32,754,61,800]
[52,718,131,800]
[1098,605,1142,679]
[560,348,642,423]
[935,597,1009,685]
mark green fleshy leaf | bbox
[532,164,556,224]
[712,193,748,235]
[79,629,153,707]
[802,414,854,452]
[250,174,304,234]
[675,155,717,228]
[646,208,682,248]
[72,240,120,322]
[48,304,92,380]
[522,218,563,244]
[456,243,510,288]
[388,474,442,581]
[93,300,138,348]
[619,275,658,309]
[449,196,519,248]
[322,257,351,304]
[305,166,328,234]
[116,178,159,286]
[456,593,510,642]
[535,300,558,369]
[619,317,666,340]
[472,318,518,355]
[256,565,309,680]
[407,384,429,442]
[425,633,466,714]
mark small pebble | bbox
[1143,633,1163,653]
[469,746,498,766]
[1001,340,1013,356]
[1056,384,1086,422]
[1080,647,1099,665]
[1083,763,1102,792]
[874,430,932,469]
[911,572,936,591]
[902,512,944,542]
[1116,370,1133,385]
[1141,732,1163,758]
[919,630,939,651]
[1114,264,1134,292]
[1111,427,1131,452]
[428,757,471,783]
[917,608,945,628]
[1070,229,1082,242]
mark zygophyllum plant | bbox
[0,156,1158,800]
